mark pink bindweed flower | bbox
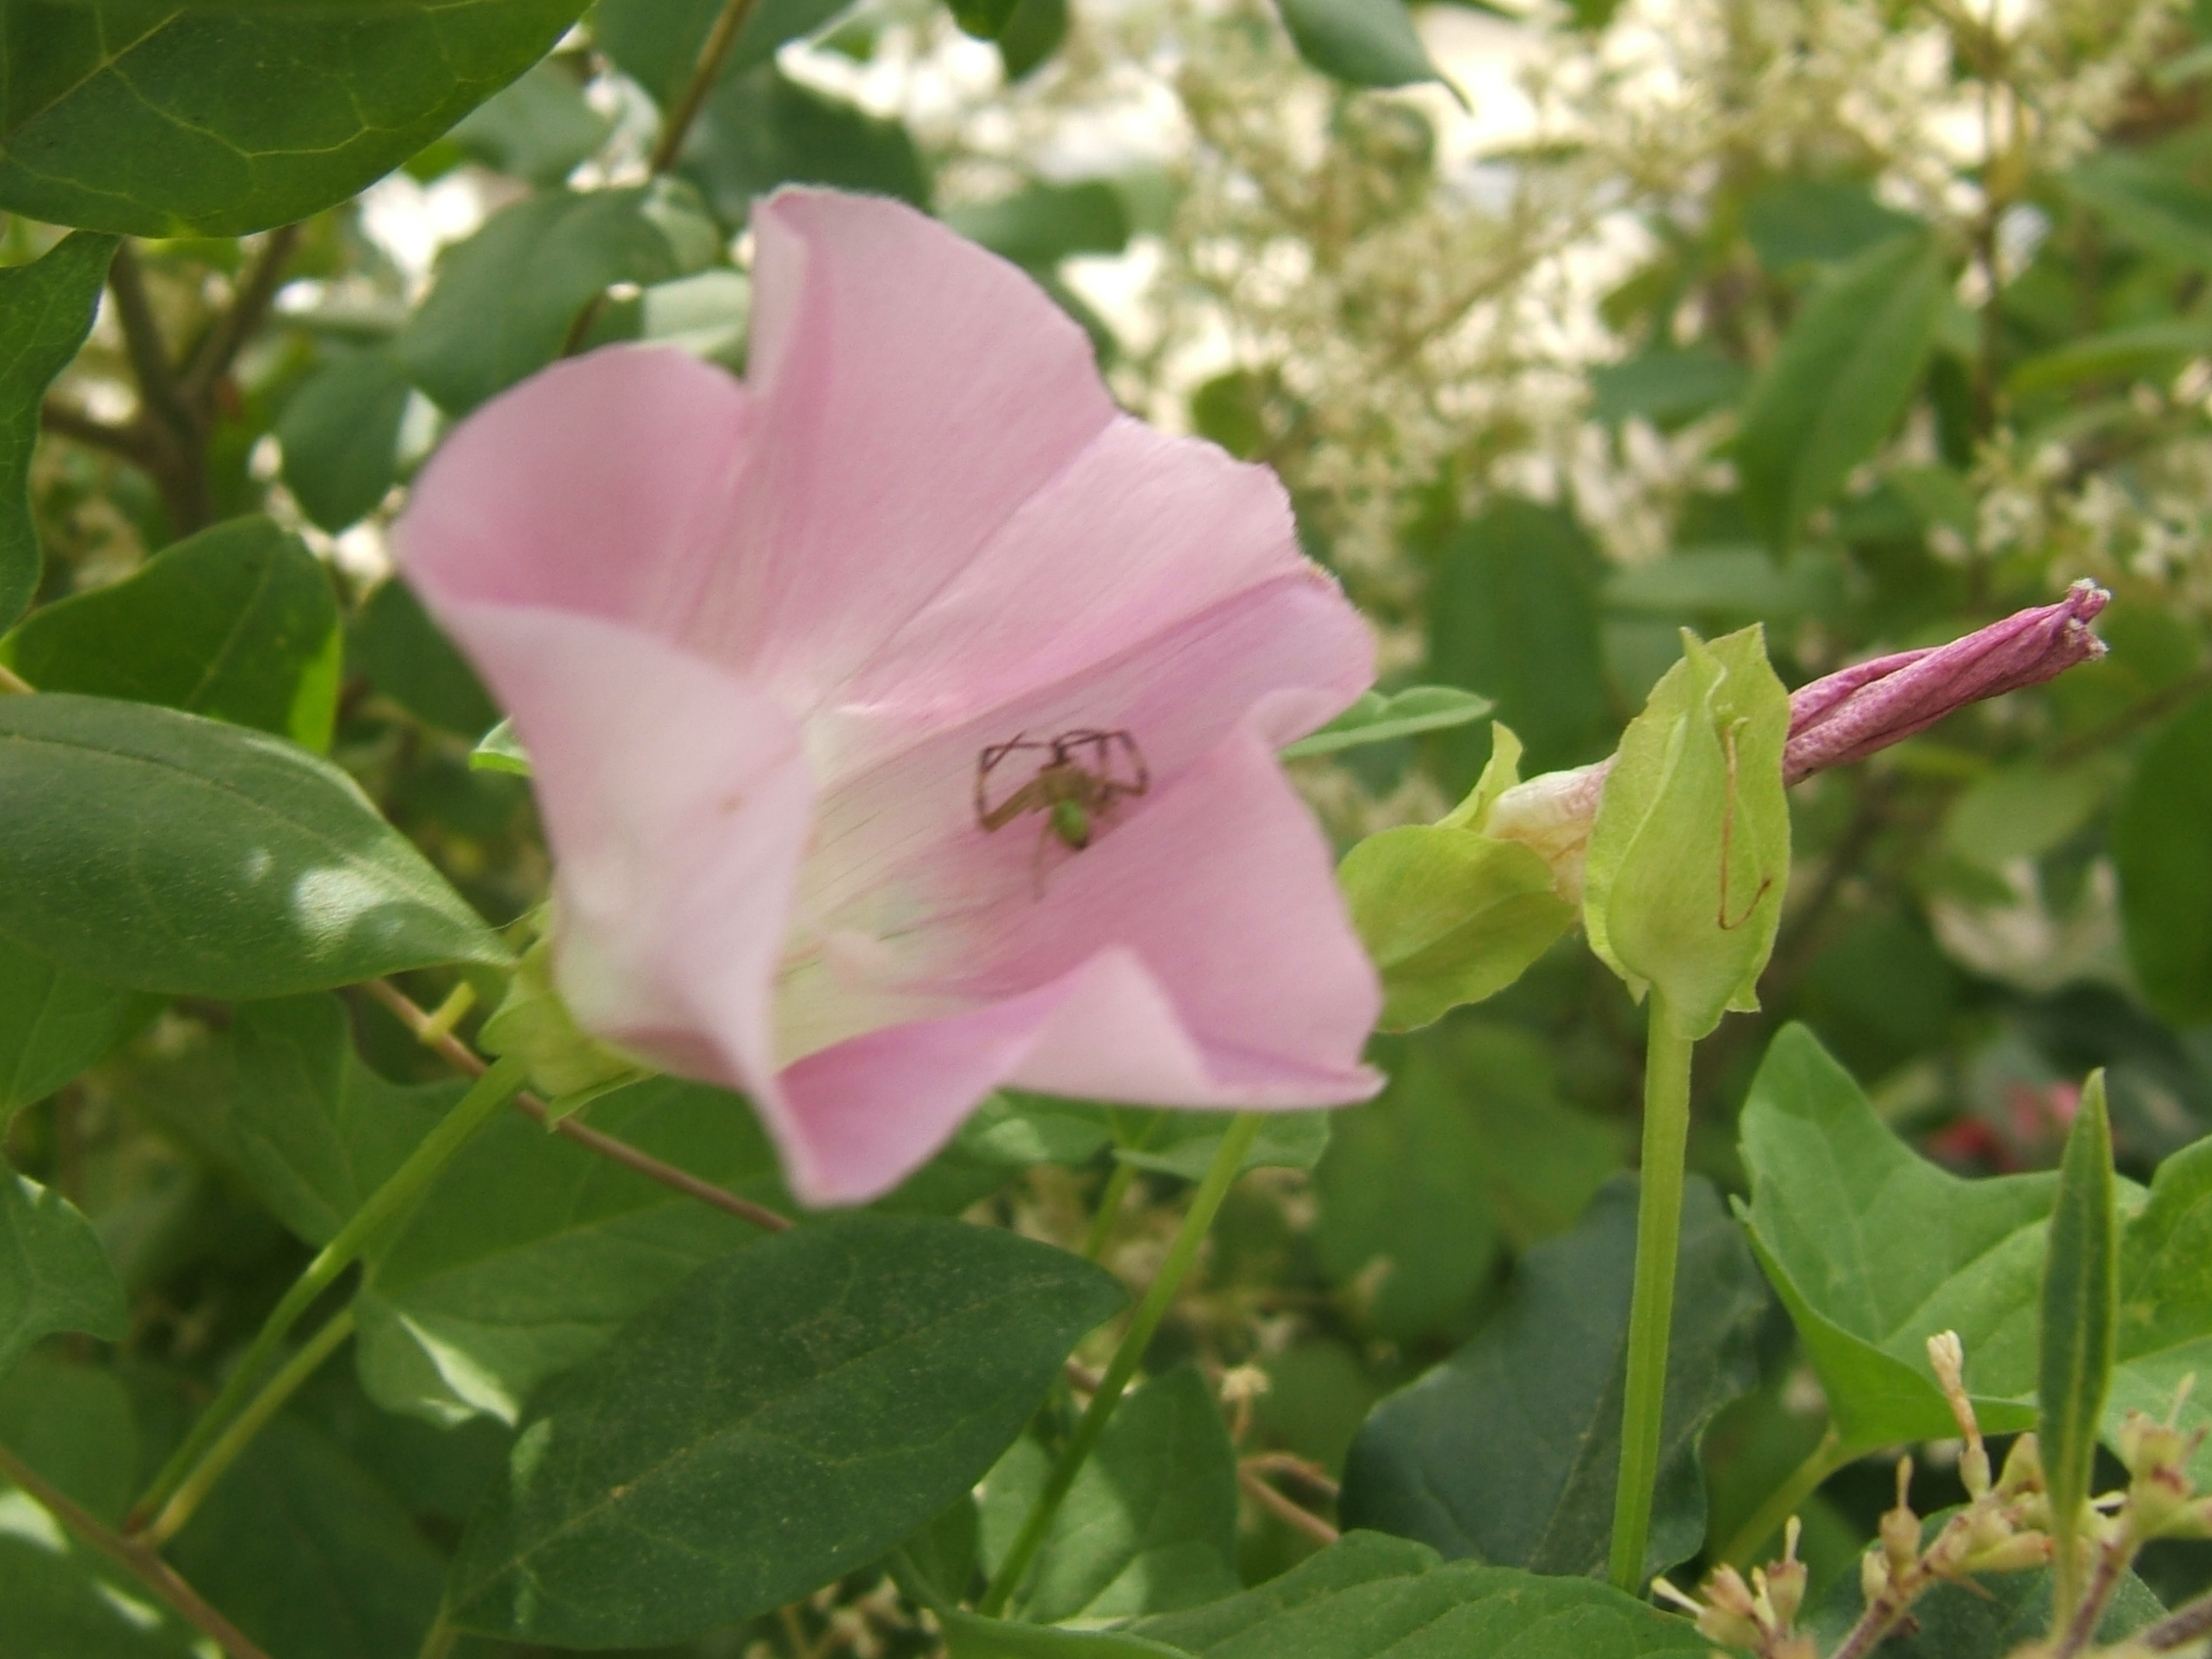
[395,188,1382,1205]
[1484,583,2111,899]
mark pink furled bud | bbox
[1782,581,2109,785]
[1483,586,2110,901]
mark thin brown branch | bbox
[647,0,765,174]
[39,399,162,466]
[106,243,193,438]
[2141,1586,2212,1650]
[1237,1462,1340,1546]
[363,979,793,1233]
[0,1441,273,1659]
[183,224,302,406]
[1241,1451,1340,1497]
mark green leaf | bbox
[0,932,160,1127]
[596,0,857,108]
[996,0,1068,78]
[1131,1531,1717,1657]
[676,64,930,228]
[468,715,530,774]
[0,0,586,235]
[943,1612,1188,1659]
[950,0,1020,40]
[1339,826,1574,1031]
[226,995,464,1247]
[0,1351,135,1522]
[1012,1367,1241,1622]
[2067,151,2212,269]
[167,1417,446,1659]
[3,515,342,750]
[0,694,510,997]
[1271,0,1446,91]
[2006,319,2212,400]
[1602,548,1845,627]
[2113,694,2212,1024]
[1740,176,1922,273]
[447,59,610,186]
[353,576,499,739]
[1588,346,1748,430]
[2102,1129,2212,1487]
[1807,1533,2162,1657]
[2040,1070,2118,1587]
[1112,1108,1330,1179]
[0,231,113,630]
[356,1076,788,1424]
[955,1093,1115,1169]
[397,186,681,416]
[1737,1024,2053,1450]
[0,1162,124,1379]
[1736,231,1947,554]
[1582,624,1789,1040]
[0,1365,201,1658]
[1282,687,1494,760]
[946,181,1132,266]
[1945,756,2123,872]
[1339,1175,1764,1581]
[444,1214,1125,1647]
[1425,499,1610,775]
[276,350,414,533]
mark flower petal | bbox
[773,733,1381,1204]
[430,605,812,1097]
[689,189,1122,704]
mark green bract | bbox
[1582,624,1790,1040]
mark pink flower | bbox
[395,189,1382,1205]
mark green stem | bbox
[130,1055,530,1531]
[979,1112,1264,1616]
[1082,1160,1141,1261]
[414,1612,457,1659]
[1716,1423,1846,1567]
[144,1304,357,1546]
[1608,998,1695,1596]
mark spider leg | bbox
[979,775,1054,833]
[1111,729,1149,795]
[975,736,1050,824]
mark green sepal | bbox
[478,930,649,1119]
[1581,625,1790,1041]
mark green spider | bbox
[974,728,1150,889]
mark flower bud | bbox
[1998,1433,2045,1499]
[1765,1516,1808,1629]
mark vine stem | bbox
[0,1440,273,1659]
[128,1056,530,1532]
[1082,1160,1140,1261]
[647,0,765,174]
[142,1304,357,1547]
[1608,995,1695,1595]
[977,1112,1264,1616]
[1716,1424,1848,1567]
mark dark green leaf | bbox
[3,515,341,750]
[1588,346,1748,430]
[2006,320,2212,399]
[357,1076,788,1424]
[0,694,510,996]
[1340,1175,1763,1580]
[1271,0,1445,90]
[943,1612,1187,1658]
[1426,499,1610,774]
[946,180,1132,266]
[2067,152,2212,268]
[276,350,414,533]
[1132,1531,1716,1657]
[1014,1368,1240,1623]
[951,0,1020,39]
[2113,694,2212,1024]
[997,0,1068,78]
[1601,548,1844,627]
[1808,1535,2162,1656]
[2106,1128,2212,1485]
[0,1161,124,1379]
[0,1351,134,1522]
[227,995,463,1247]
[2040,1070,2118,1574]
[596,0,857,107]
[1737,231,1947,554]
[168,1417,446,1659]
[353,576,499,737]
[1741,176,1922,273]
[445,1214,1125,1646]
[1282,686,1493,760]
[397,186,680,415]
[1737,1024,2052,1449]
[0,1363,201,1657]
[0,232,113,629]
[676,64,930,228]
[0,0,586,234]
[0,932,160,1126]
[448,59,610,185]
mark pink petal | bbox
[435,604,812,1097]
[680,190,1122,704]
[771,733,1381,1205]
